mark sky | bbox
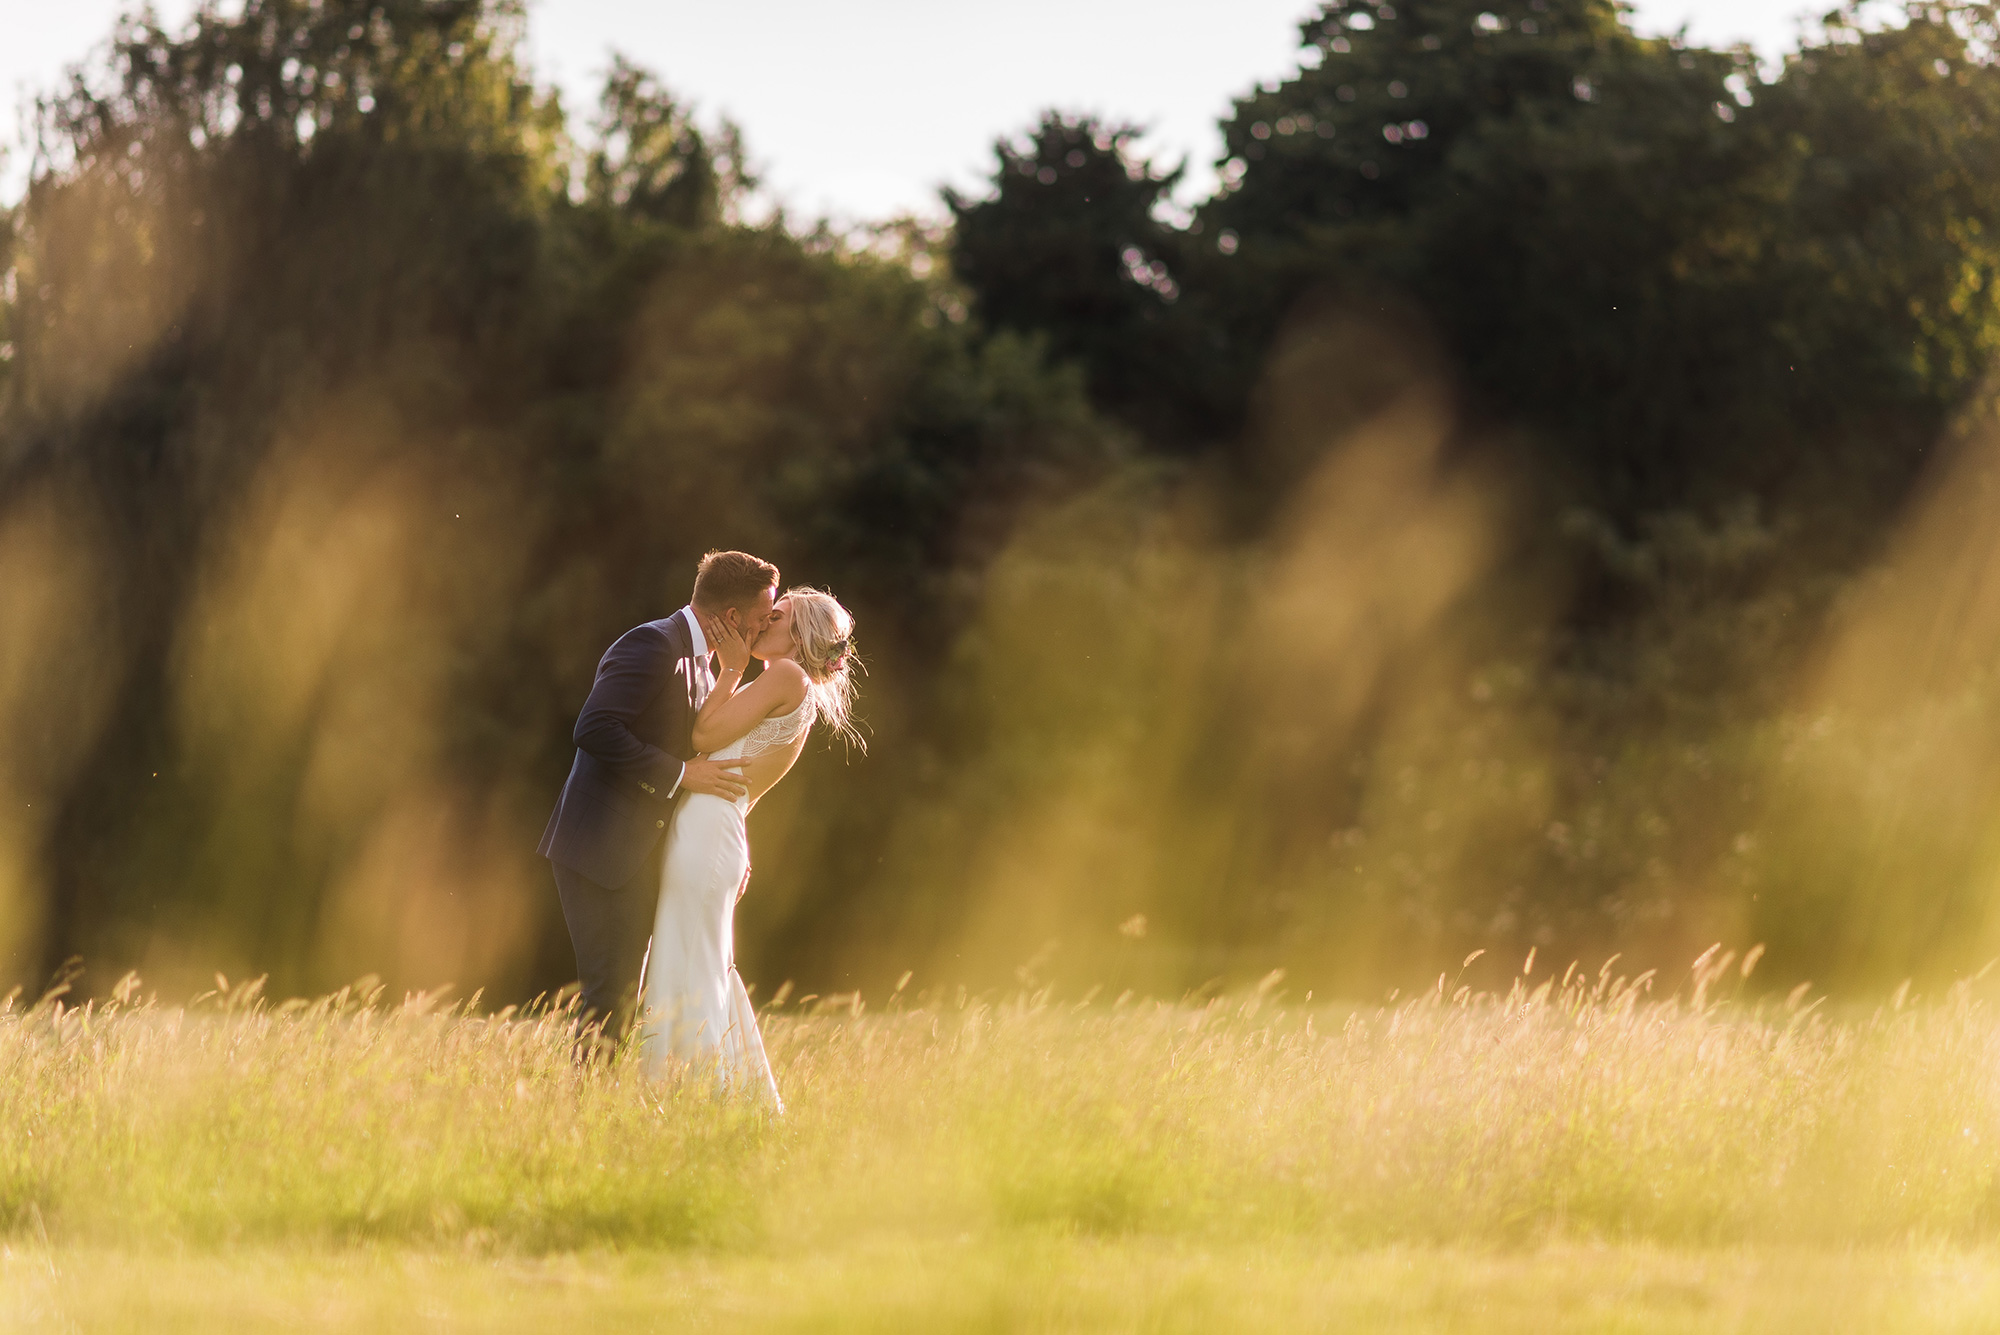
[0,0,1878,221]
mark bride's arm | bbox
[694,661,807,752]
[692,623,808,752]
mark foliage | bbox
[0,0,1118,998]
[947,114,1227,445]
[954,2,2000,525]
[12,0,2000,1002]
[924,0,2000,995]
[585,54,752,227]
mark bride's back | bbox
[704,697,815,807]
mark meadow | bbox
[3,952,2000,1331]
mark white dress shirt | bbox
[682,604,713,697]
[668,605,715,798]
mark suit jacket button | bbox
[656,819,666,828]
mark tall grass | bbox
[2,953,1997,1253]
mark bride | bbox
[638,586,861,1105]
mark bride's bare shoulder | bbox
[763,657,810,704]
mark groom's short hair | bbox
[692,550,780,613]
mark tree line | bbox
[4,0,2000,1002]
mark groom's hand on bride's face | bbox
[710,610,758,673]
[680,758,749,800]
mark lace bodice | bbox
[706,697,815,763]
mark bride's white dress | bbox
[637,696,813,1107]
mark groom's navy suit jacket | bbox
[538,613,706,890]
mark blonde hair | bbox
[783,586,865,751]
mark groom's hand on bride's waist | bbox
[679,758,749,800]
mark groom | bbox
[539,549,781,1044]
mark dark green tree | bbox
[948,114,1231,445]
[585,54,752,228]
[1208,0,1774,513]
[1209,0,2000,522]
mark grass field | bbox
[4,953,2000,1332]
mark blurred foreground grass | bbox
[12,1242,2000,1333]
[5,955,2000,1331]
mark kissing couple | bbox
[538,550,861,1109]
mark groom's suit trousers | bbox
[553,853,662,1034]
